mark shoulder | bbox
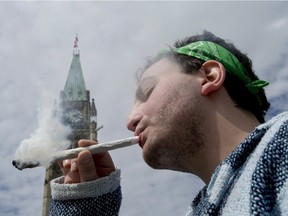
[249,112,288,214]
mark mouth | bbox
[135,128,146,148]
[138,133,145,148]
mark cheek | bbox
[142,89,171,117]
[144,90,186,123]
[142,79,199,120]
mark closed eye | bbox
[135,76,157,102]
[144,86,154,100]
[135,86,154,102]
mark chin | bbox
[142,149,161,169]
[142,143,190,172]
[144,157,180,171]
[142,148,170,170]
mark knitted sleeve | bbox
[49,169,122,216]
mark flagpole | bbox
[73,35,79,55]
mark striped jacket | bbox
[50,112,288,216]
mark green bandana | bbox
[174,41,269,95]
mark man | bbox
[50,31,288,215]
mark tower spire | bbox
[90,98,97,122]
[63,36,87,101]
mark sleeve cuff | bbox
[50,168,121,200]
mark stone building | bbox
[42,38,100,216]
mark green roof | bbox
[63,52,87,101]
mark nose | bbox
[127,111,143,132]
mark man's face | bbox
[127,58,205,172]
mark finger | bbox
[78,139,115,178]
[62,159,72,169]
[57,159,70,176]
[78,150,98,182]
[78,139,97,147]
[93,152,116,178]
[64,160,81,184]
[79,139,107,158]
[71,160,78,172]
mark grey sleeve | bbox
[49,169,122,216]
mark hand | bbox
[59,139,116,184]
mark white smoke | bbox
[13,89,72,169]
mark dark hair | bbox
[143,30,270,123]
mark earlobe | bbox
[201,60,226,95]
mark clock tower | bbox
[42,37,100,216]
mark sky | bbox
[1,1,288,216]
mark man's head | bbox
[127,31,270,177]
[128,58,207,173]
[143,30,270,123]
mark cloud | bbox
[1,1,288,216]
[269,17,288,29]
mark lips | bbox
[135,130,145,148]
[138,133,144,148]
[138,133,145,148]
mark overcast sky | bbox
[1,1,288,216]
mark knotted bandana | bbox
[174,41,269,96]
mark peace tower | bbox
[42,37,101,216]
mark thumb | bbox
[78,150,98,182]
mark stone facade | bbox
[42,47,98,216]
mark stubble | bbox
[143,87,205,173]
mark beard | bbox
[142,94,205,173]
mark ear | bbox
[200,60,226,96]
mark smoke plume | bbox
[13,90,71,169]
